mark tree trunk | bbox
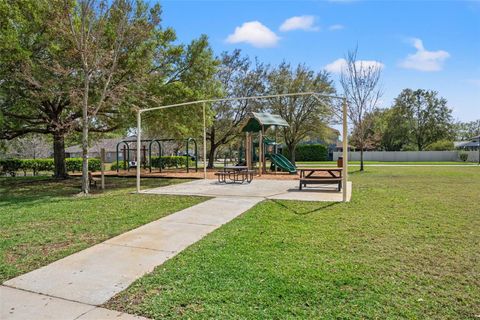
[207,126,216,169]
[81,73,90,194]
[207,146,216,169]
[360,146,364,171]
[53,132,68,179]
[288,144,296,165]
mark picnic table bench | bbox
[88,171,101,189]
[214,166,255,184]
[298,168,343,191]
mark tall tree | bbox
[350,108,385,151]
[266,62,334,164]
[381,107,410,151]
[3,134,51,159]
[392,89,454,151]
[454,120,480,140]
[1,0,79,178]
[205,50,267,168]
[340,48,383,171]
[0,0,216,187]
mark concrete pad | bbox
[268,182,352,202]
[105,221,217,252]
[144,179,352,202]
[0,286,94,320]
[143,179,292,198]
[77,307,149,320]
[4,244,172,305]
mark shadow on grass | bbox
[348,168,363,175]
[270,199,340,216]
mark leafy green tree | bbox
[205,50,267,168]
[391,89,454,151]
[454,120,480,140]
[350,108,386,151]
[425,140,454,151]
[0,0,216,187]
[381,107,411,151]
[265,63,334,164]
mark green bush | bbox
[0,158,100,176]
[282,144,328,161]
[426,140,454,151]
[20,159,54,175]
[110,162,121,171]
[151,156,192,169]
[459,152,468,162]
[0,159,22,177]
[65,158,101,172]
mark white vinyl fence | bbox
[333,151,479,163]
[466,151,479,162]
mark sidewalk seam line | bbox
[1,284,99,308]
[100,242,176,253]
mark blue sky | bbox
[160,0,480,122]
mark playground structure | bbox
[240,112,297,175]
[134,92,350,202]
[115,138,198,173]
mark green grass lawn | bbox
[106,167,480,319]
[0,176,206,283]
[295,160,477,166]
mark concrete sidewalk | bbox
[0,286,147,320]
[2,196,261,319]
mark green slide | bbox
[269,153,297,174]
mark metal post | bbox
[100,148,105,190]
[259,129,263,176]
[342,98,348,202]
[186,139,189,173]
[203,102,207,179]
[136,110,141,193]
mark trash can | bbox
[337,156,343,168]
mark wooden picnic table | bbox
[298,167,343,191]
[224,165,248,172]
[215,166,254,184]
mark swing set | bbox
[115,138,198,173]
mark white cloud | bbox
[279,15,319,32]
[466,79,480,87]
[226,21,280,48]
[400,38,450,72]
[328,24,345,31]
[324,58,384,74]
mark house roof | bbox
[65,137,127,153]
[455,140,480,148]
[241,112,289,133]
[471,134,480,141]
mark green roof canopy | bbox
[241,112,289,133]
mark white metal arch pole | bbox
[203,102,207,179]
[136,109,141,193]
[342,98,348,202]
[134,92,347,193]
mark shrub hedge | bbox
[0,158,101,176]
[111,156,194,171]
[151,156,193,169]
[282,144,328,161]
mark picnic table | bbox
[215,166,255,184]
[298,167,343,191]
